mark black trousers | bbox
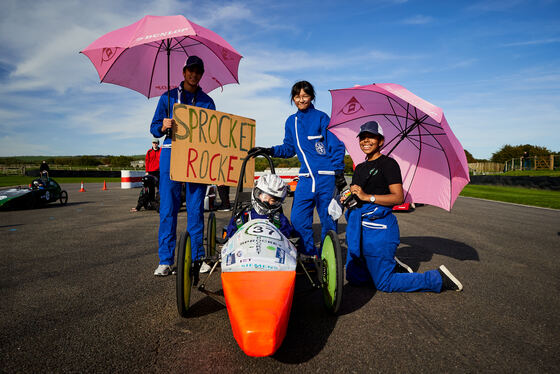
[217,185,230,206]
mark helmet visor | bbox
[253,187,282,214]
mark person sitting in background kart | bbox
[226,174,294,240]
[32,179,45,189]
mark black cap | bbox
[184,55,204,72]
[357,121,384,137]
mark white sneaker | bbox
[154,264,172,276]
[438,265,463,291]
[199,262,211,273]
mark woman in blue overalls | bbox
[342,121,463,292]
[249,81,346,256]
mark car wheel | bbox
[320,230,344,314]
[176,231,193,317]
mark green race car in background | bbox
[0,177,68,210]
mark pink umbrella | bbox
[329,83,469,211]
[81,14,242,112]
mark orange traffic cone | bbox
[79,181,86,192]
[102,180,108,191]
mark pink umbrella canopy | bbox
[81,15,242,97]
[329,83,469,211]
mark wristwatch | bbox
[369,195,376,203]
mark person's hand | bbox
[247,147,272,156]
[335,171,347,192]
[350,185,368,201]
[161,118,175,132]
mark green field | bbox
[0,176,121,187]
[502,170,560,177]
[460,184,560,209]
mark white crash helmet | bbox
[252,174,287,215]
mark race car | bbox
[0,177,68,210]
[286,176,298,197]
[392,202,419,212]
[175,152,344,357]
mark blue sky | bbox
[1,0,559,159]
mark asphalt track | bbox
[1,182,559,373]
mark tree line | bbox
[2,143,557,172]
[0,155,142,168]
[465,144,557,164]
[261,144,559,173]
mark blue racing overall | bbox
[225,209,294,240]
[271,105,346,255]
[345,203,443,292]
[150,83,215,265]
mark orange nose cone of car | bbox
[221,271,296,357]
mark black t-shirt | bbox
[39,163,50,173]
[351,155,402,196]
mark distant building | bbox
[131,160,145,169]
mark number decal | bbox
[245,222,281,240]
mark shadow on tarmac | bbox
[179,293,226,318]
[397,236,479,271]
[274,221,356,364]
[0,223,24,229]
[274,277,339,364]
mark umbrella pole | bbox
[166,39,172,137]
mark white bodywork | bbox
[221,219,297,273]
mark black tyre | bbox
[206,212,217,258]
[26,194,36,209]
[176,231,193,317]
[321,230,344,314]
[59,190,68,205]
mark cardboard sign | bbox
[170,104,256,187]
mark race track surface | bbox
[1,183,559,372]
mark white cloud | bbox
[0,134,52,156]
[502,38,560,47]
[401,15,434,25]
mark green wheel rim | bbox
[321,234,337,308]
[176,232,192,317]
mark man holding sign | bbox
[150,56,215,276]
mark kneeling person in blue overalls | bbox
[151,56,216,277]
[341,121,463,292]
[226,174,294,240]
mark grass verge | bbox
[460,184,560,209]
[502,170,560,177]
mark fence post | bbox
[533,156,536,170]
[551,155,554,171]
